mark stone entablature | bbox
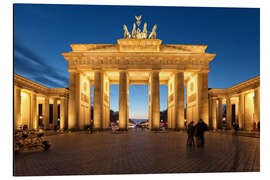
[62,39,216,72]
[14,74,48,94]
[208,76,260,131]
[61,38,215,131]
[14,74,69,97]
[209,76,260,98]
[14,74,69,130]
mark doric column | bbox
[197,72,209,125]
[75,72,81,129]
[103,75,111,129]
[60,97,67,130]
[148,78,152,129]
[14,86,21,130]
[94,71,103,130]
[68,72,80,130]
[53,98,58,128]
[44,96,50,130]
[119,71,128,130]
[254,87,260,125]
[238,94,244,129]
[235,99,239,125]
[175,72,185,129]
[226,97,232,129]
[88,79,92,124]
[68,72,76,129]
[126,79,129,128]
[151,71,160,130]
[31,92,38,130]
[217,98,223,129]
[211,98,217,130]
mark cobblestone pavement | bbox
[14,130,260,176]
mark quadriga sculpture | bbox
[148,24,157,39]
[123,25,131,39]
[141,22,147,39]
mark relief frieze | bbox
[67,55,212,67]
[81,93,89,103]
[188,94,196,103]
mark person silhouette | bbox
[194,119,208,147]
[186,121,195,147]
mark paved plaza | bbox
[14,130,260,176]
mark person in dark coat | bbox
[186,121,195,147]
[89,120,94,134]
[194,119,208,147]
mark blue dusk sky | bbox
[14,4,260,119]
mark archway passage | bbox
[61,37,215,131]
[160,85,168,129]
[109,84,119,126]
[129,85,149,129]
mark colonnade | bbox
[14,79,68,131]
[67,70,209,131]
[209,86,260,131]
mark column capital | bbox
[118,68,128,72]
[217,97,223,101]
[254,86,260,91]
[30,91,37,95]
[92,68,103,72]
[237,93,244,97]
[173,69,185,73]
[14,85,23,90]
[51,97,59,101]
[68,69,78,73]
[60,96,67,100]
[151,69,161,72]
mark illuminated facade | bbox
[60,37,216,130]
[13,17,260,131]
[14,75,69,130]
[208,76,260,131]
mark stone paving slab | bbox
[14,130,260,176]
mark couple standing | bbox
[187,119,208,147]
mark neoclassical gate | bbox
[62,17,216,130]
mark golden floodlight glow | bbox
[37,96,45,101]
[230,97,238,101]
[20,91,28,97]
[188,76,196,95]
[248,92,255,98]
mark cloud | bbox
[14,38,69,88]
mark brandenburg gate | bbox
[61,17,216,130]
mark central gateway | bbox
[62,17,216,131]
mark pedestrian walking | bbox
[186,121,195,147]
[233,122,239,135]
[194,119,208,147]
[89,120,93,134]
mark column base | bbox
[93,128,103,131]
[68,127,81,132]
[175,128,185,131]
